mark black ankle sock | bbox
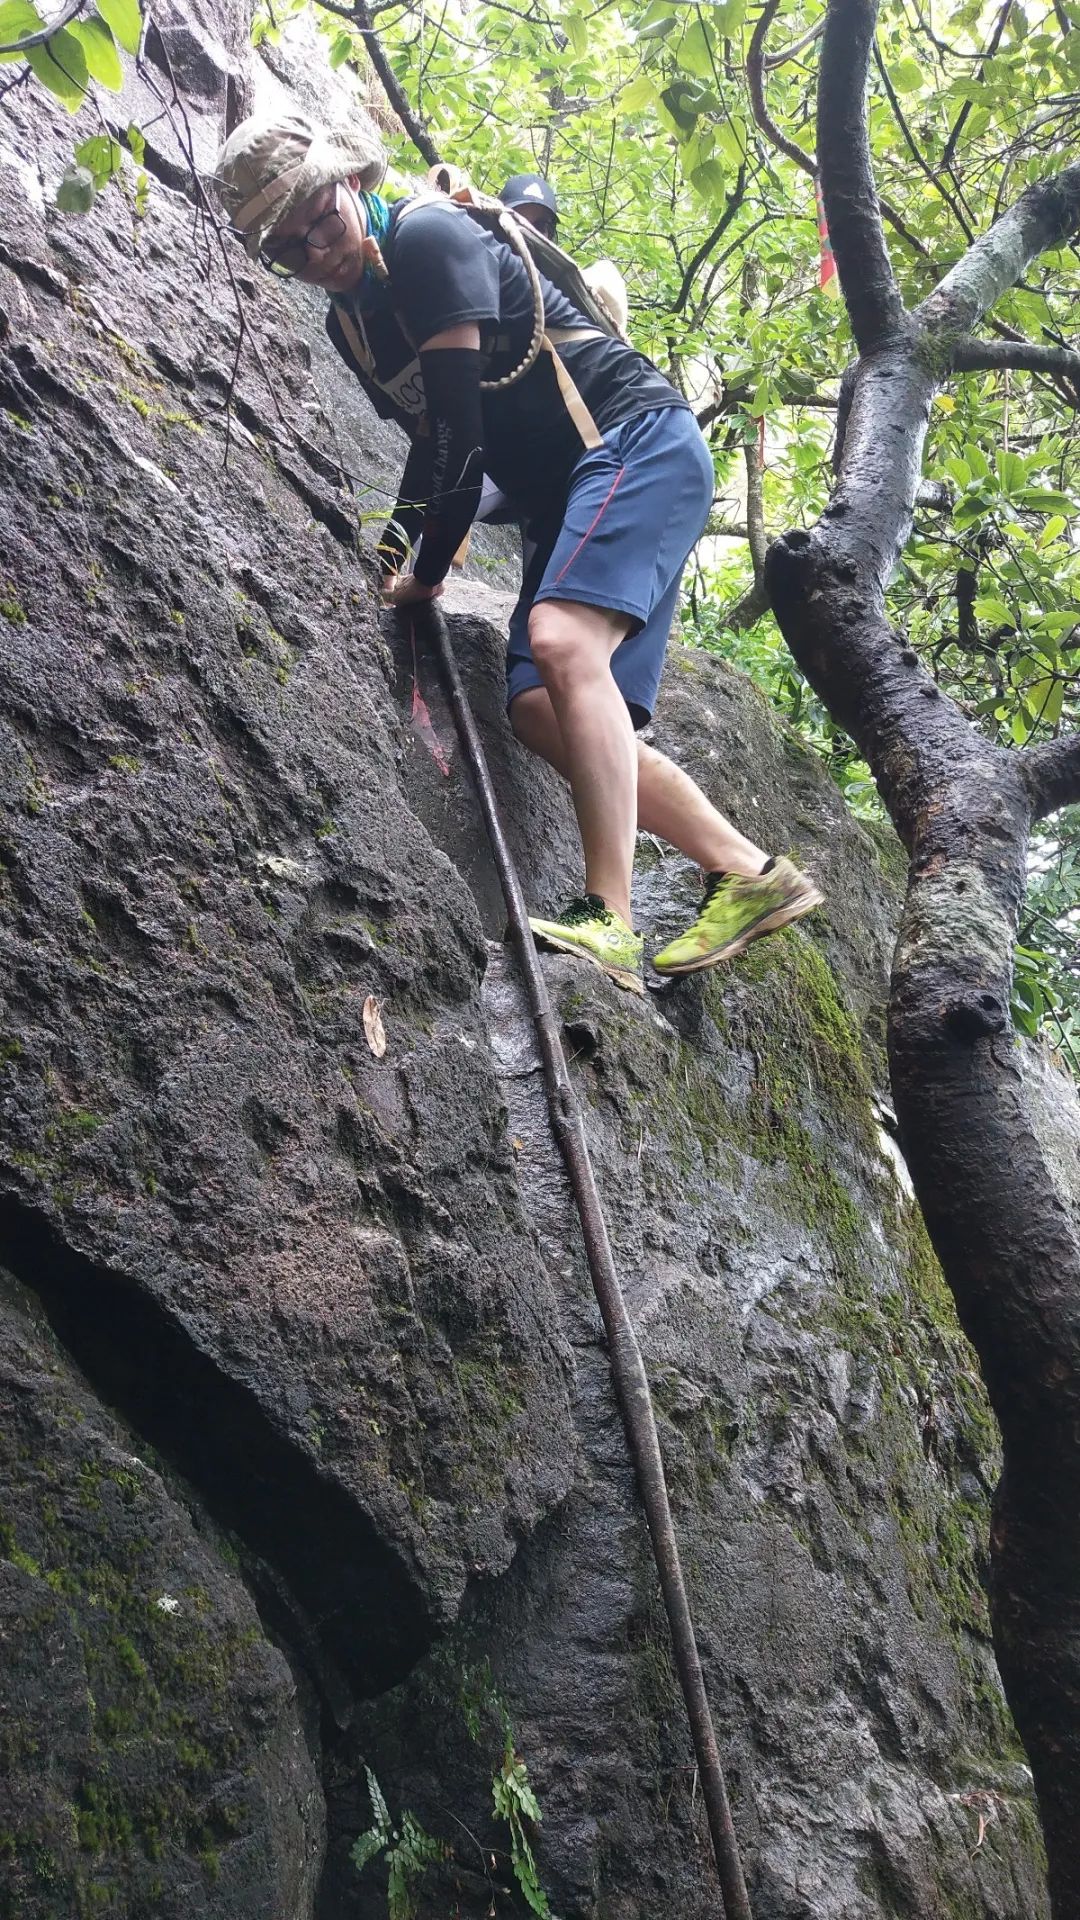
[705,860,773,889]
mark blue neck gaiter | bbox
[337,190,392,312]
[360,190,391,249]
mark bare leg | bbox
[635,739,766,874]
[510,684,767,879]
[525,599,638,926]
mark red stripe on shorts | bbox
[551,465,627,587]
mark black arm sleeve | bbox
[378,431,433,573]
[411,348,486,588]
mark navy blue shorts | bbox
[505,405,714,728]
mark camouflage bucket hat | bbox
[215,111,387,260]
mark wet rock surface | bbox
[0,72,574,1692]
[0,36,1064,1920]
[0,1265,322,1920]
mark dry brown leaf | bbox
[362,993,387,1059]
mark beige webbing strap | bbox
[235,162,306,234]
[334,306,376,378]
[541,336,602,450]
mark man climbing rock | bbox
[216,114,822,991]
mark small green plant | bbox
[0,585,27,625]
[493,1742,550,1918]
[350,1768,442,1920]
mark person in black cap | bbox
[499,172,558,242]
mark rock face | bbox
[0,24,1068,1920]
[0,1266,323,1920]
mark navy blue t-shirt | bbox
[327,199,687,517]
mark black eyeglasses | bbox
[259,184,346,278]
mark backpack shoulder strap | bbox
[392,193,546,392]
[332,303,376,379]
[385,193,604,449]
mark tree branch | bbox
[1024,733,1080,820]
[747,0,817,179]
[764,16,824,69]
[877,195,935,265]
[347,0,442,167]
[817,0,906,352]
[941,0,1012,168]
[727,577,770,627]
[0,0,85,53]
[672,165,747,315]
[920,163,1080,335]
[952,336,1080,392]
[873,40,974,241]
[745,0,934,272]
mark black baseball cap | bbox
[499,173,558,228]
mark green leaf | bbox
[943,456,971,489]
[125,120,145,164]
[55,162,95,211]
[996,449,1027,495]
[660,82,698,130]
[1029,677,1065,725]
[712,0,745,29]
[973,596,1011,625]
[0,0,43,62]
[964,444,991,482]
[94,0,140,54]
[690,156,727,202]
[620,72,655,112]
[1015,488,1074,515]
[27,27,88,110]
[328,28,352,66]
[636,10,678,36]
[349,1828,385,1873]
[782,367,819,399]
[679,17,715,75]
[953,496,991,531]
[660,76,716,130]
[75,132,123,186]
[1035,610,1080,635]
[1039,515,1067,545]
[713,118,745,165]
[890,57,924,90]
[70,14,122,87]
[363,1767,391,1836]
[565,12,588,54]
[386,1854,411,1920]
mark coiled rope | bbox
[421,603,754,1920]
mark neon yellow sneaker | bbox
[529,895,645,995]
[652,857,823,976]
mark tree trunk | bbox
[760,0,1080,1905]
